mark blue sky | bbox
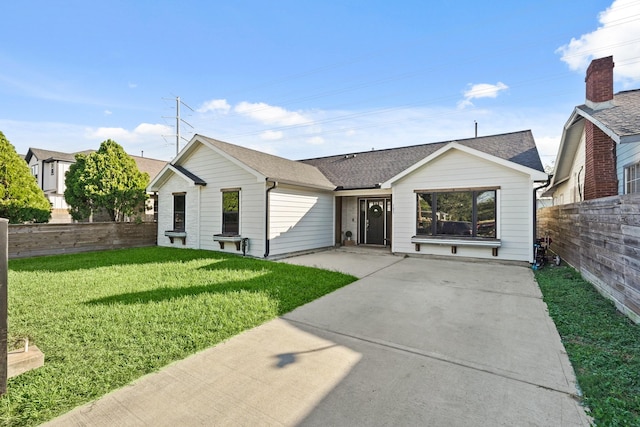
[2,0,640,166]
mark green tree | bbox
[64,140,149,221]
[0,131,51,223]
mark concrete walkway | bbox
[45,249,591,426]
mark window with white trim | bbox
[625,162,640,194]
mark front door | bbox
[359,198,390,245]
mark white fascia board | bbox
[147,162,174,191]
[334,188,392,197]
[548,112,584,188]
[266,178,335,191]
[147,164,199,191]
[381,142,547,187]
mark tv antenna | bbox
[163,96,194,156]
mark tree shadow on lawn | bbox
[85,258,355,315]
[8,247,240,273]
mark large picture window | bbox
[222,190,239,235]
[416,189,497,238]
[625,162,640,194]
[173,193,185,231]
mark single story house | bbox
[543,56,640,204]
[149,130,547,262]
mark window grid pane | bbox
[626,163,640,194]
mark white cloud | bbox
[557,0,640,84]
[104,110,112,116]
[86,123,172,142]
[234,101,310,126]
[307,136,324,145]
[260,130,283,140]
[128,82,138,89]
[458,82,508,108]
[197,99,231,114]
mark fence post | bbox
[0,219,7,396]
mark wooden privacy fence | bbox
[8,222,157,259]
[537,193,640,323]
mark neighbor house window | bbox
[416,189,497,238]
[31,164,38,180]
[222,189,240,235]
[173,193,186,231]
[50,164,55,175]
[625,162,640,194]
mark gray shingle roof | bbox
[130,155,167,180]
[173,165,206,185]
[577,89,640,143]
[300,130,544,189]
[25,148,93,163]
[197,135,335,189]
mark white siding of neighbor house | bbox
[618,142,640,194]
[268,185,334,256]
[157,143,266,256]
[554,133,586,205]
[391,149,535,262]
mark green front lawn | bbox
[535,265,640,426]
[2,247,357,426]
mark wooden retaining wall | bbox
[8,222,157,259]
[537,193,640,323]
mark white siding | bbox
[156,173,201,250]
[554,133,586,204]
[392,149,535,262]
[268,185,334,256]
[156,143,266,256]
[618,142,640,194]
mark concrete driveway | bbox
[45,249,590,426]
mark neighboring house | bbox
[544,56,640,204]
[24,148,94,223]
[24,147,167,223]
[149,131,547,262]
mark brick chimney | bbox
[583,56,618,200]
[585,55,614,109]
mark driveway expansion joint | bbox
[283,317,580,399]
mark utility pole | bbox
[163,96,194,157]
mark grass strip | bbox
[1,247,357,426]
[535,265,640,426]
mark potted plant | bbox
[344,230,355,246]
